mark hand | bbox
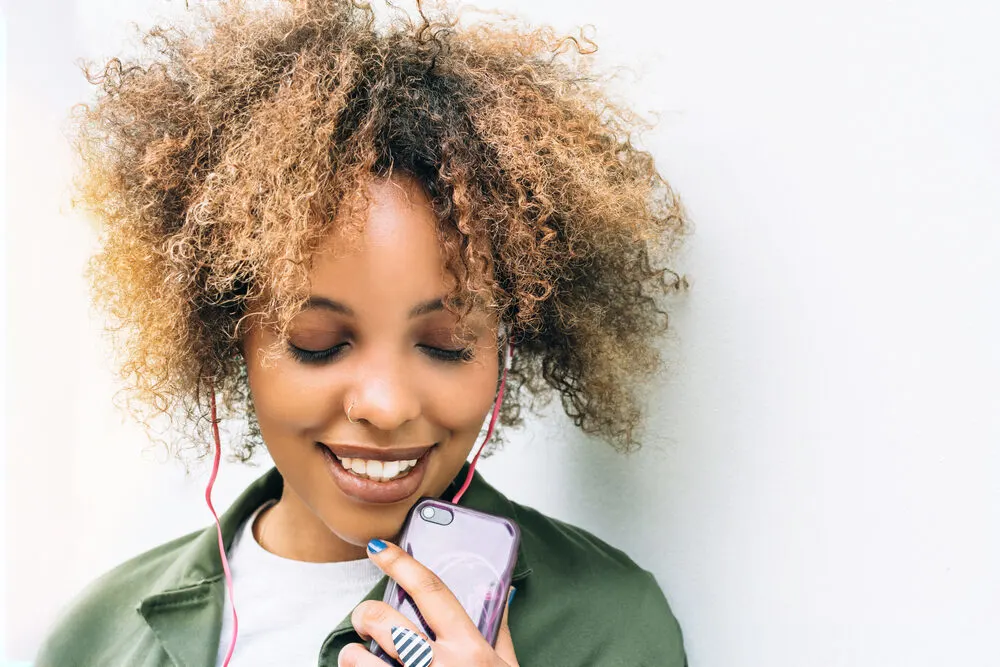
[338,539,519,667]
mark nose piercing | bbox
[347,399,359,424]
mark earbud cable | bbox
[208,384,239,667]
[452,341,514,504]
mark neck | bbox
[253,489,368,563]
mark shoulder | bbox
[34,529,202,666]
[508,501,687,666]
[513,500,647,574]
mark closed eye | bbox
[287,343,473,365]
[418,345,475,363]
[287,343,349,364]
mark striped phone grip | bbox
[391,626,435,667]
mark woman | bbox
[37,1,689,665]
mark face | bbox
[242,176,501,560]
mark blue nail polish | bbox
[367,538,388,554]
[508,586,518,606]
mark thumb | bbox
[494,586,519,666]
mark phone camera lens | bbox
[418,504,454,525]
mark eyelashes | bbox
[286,343,348,364]
[286,343,474,366]
[420,344,476,363]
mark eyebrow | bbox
[304,296,448,319]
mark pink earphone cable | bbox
[208,386,239,667]
[452,341,514,504]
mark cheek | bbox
[244,340,340,434]
[428,359,502,434]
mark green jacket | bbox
[36,467,686,666]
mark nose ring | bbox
[347,399,360,424]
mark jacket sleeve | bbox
[627,571,688,667]
[33,594,98,667]
[579,569,687,667]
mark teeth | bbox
[335,454,421,482]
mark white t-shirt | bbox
[215,502,384,666]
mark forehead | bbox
[307,176,452,307]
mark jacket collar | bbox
[138,464,532,666]
[136,468,283,667]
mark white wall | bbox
[4,0,999,665]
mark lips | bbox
[317,442,435,504]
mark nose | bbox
[345,354,421,430]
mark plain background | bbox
[3,0,999,665]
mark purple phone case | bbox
[370,498,521,664]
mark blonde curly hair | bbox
[72,0,689,460]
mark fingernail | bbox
[508,586,518,606]
[367,538,387,554]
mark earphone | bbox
[205,323,515,665]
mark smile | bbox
[318,442,435,503]
[334,455,419,483]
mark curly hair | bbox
[71,0,689,460]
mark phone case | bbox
[370,498,521,664]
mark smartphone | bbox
[370,498,521,664]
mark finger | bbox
[494,587,519,667]
[367,538,478,638]
[337,642,386,667]
[350,600,428,663]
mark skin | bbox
[241,174,502,563]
